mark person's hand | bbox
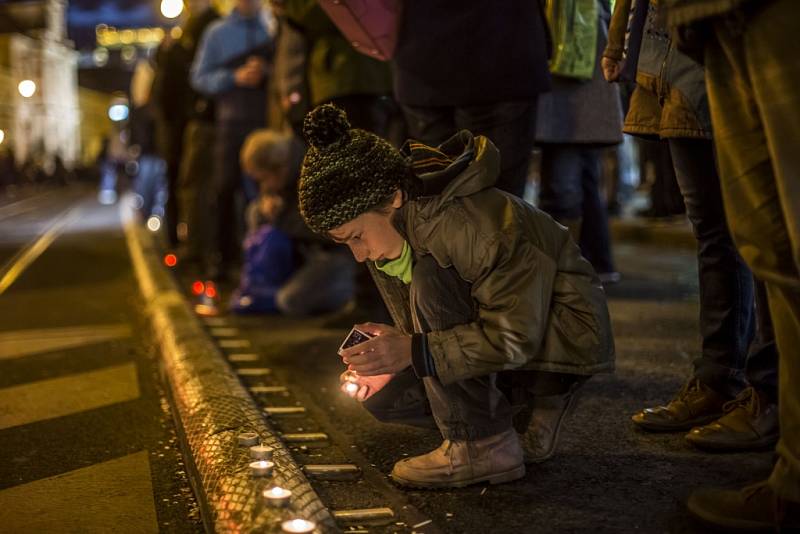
[601,56,624,82]
[339,323,412,376]
[234,58,266,87]
[339,370,394,401]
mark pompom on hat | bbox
[298,104,410,234]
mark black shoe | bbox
[685,387,779,452]
[632,379,728,432]
[688,480,800,532]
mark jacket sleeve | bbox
[603,0,633,60]
[191,28,235,95]
[423,204,559,385]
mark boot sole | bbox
[390,464,526,489]
[632,413,722,433]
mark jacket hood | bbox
[404,131,501,211]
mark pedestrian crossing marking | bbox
[0,324,132,360]
[0,451,158,533]
[0,362,140,431]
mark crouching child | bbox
[298,104,615,488]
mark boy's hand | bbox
[339,370,393,401]
[601,56,624,82]
[339,322,412,376]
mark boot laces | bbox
[723,387,760,417]
[442,440,455,474]
[675,379,704,402]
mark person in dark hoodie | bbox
[297,104,615,488]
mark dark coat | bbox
[535,0,623,145]
[392,0,552,107]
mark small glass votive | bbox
[249,444,273,460]
[262,486,292,507]
[344,382,359,395]
[281,518,316,533]
[238,432,260,446]
[249,460,274,477]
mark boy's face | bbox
[328,191,405,263]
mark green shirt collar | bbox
[375,240,413,285]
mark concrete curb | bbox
[610,218,695,250]
[121,197,337,534]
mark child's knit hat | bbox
[298,104,409,234]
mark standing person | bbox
[298,104,615,487]
[535,0,624,282]
[152,0,219,252]
[666,0,800,529]
[392,0,551,198]
[602,0,778,449]
[191,0,273,280]
[279,0,393,136]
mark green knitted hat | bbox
[298,104,409,234]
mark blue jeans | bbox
[668,138,755,397]
[538,145,616,274]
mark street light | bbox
[160,0,184,19]
[18,80,36,98]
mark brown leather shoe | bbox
[517,379,584,463]
[688,480,800,532]
[685,387,779,451]
[390,428,525,488]
[632,379,728,432]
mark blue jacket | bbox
[191,9,271,122]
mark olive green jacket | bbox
[368,133,615,386]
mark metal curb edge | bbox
[120,197,338,533]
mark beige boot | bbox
[518,379,584,463]
[390,428,525,488]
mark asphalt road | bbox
[0,187,202,533]
[184,236,775,533]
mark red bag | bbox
[317,0,401,61]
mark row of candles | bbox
[239,432,317,534]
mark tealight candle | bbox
[263,486,292,507]
[250,444,274,460]
[238,432,260,447]
[281,518,316,533]
[345,382,359,395]
[249,460,274,477]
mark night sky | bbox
[68,0,162,49]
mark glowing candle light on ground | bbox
[249,460,274,477]
[281,518,316,533]
[263,486,292,507]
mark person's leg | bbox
[455,100,538,198]
[687,4,800,528]
[275,248,355,317]
[578,148,617,276]
[390,255,524,487]
[327,94,392,138]
[537,144,584,241]
[632,137,755,432]
[670,138,755,397]
[744,280,778,404]
[210,123,240,280]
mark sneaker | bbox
[390,428,525,488]
[688,480,800,531]
[632,379,728,432]
[685,387,779,451]
[517,379,584,463]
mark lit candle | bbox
[263,486,292,507]
[281,518,316,533]
[249,460,274,477]
[238,432,260,447]
[250,444,274,460]
[345,382,359,395]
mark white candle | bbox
[263,486,292,507]
[249,444,274,460]
[345,382,359,395]
[238,432,260,446]
[249,460,274,477]
[281,518,316,533]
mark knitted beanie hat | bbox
[298,104,409,234]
